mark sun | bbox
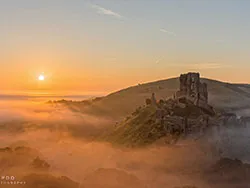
[38,74,45,81]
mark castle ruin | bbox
[175,72,208,104]
[174,72,214,115]
[145,72,215,135]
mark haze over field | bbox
[1,0,250,187]
[0,76,249,187]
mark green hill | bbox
[103,105,161,147]
[79,77,250,119]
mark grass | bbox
[101,105,171,147]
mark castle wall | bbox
[177,72,208,105]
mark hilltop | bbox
[55,76,250,120]
[100,72,250,147]
[98,77,250,116]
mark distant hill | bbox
[77,77,250,119]
[55,76,250,121]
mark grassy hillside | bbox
[102,105,159,147]
[101,104,185,147]
[82,77,250,119]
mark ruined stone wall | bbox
[177,72,208,105]
[199,83,208,103]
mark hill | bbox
[66,77,250,120]
[95,72,250,147]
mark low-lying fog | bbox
[0,98,250,188]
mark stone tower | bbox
[176,72,208,106]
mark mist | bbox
[0,99,249,188]
[208,125,250,163]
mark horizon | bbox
[1,73,249,98]
[1,2,250,186]
[1,0,250,94]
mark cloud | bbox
[160,28,176,36]
[91,4,123,19]
[190,62,232,70]
[155,56,164,64]
[167,62,231,70]
[188,62,225,69]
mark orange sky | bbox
[1,1,250,95]
[2,55,249,96]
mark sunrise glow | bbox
[38,74,45,81]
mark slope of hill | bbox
[103,105,160,147]
[79,77,250,119]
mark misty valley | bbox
[2,1,250,187]
[0,73,250,188]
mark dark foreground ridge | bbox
[104,72,250,147]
